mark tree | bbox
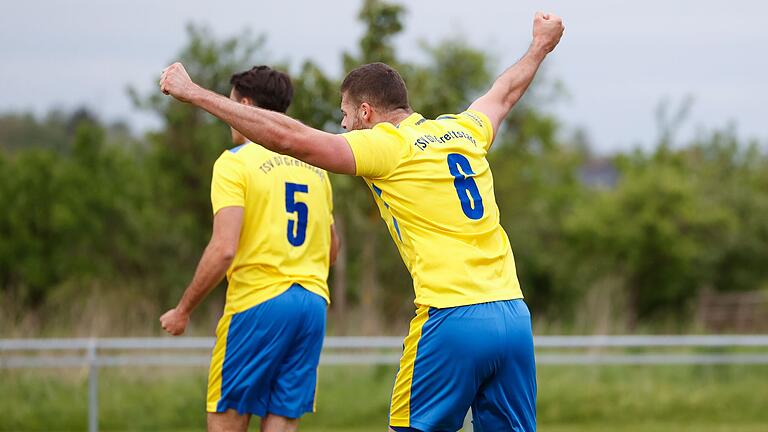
[130,24,271,303]
[6,0,767,335]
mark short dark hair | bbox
[340,62,410,111]
[230,66,293,113]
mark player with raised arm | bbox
[160,12,564,432]
[159,66,339,432]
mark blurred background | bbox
[1,0,767,431]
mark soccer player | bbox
[160,12,564,432]
[159,66,339,432]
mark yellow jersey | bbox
[211,142,334,314]
[342,110,522,308]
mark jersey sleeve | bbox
[341,124,406,179]
[210,152,247,214]
[440,110,495,152]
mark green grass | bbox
[542,425,768,432]
[2,364,767,431]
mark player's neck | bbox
[382,108,414,127]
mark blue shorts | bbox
[390,299,536,432]
[206,284,327,418]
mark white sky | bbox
[1,0,765,152]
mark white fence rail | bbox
[3,335,768,432]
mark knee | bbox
[261,413,299,432]
[207,410,250,432]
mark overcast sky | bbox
[1,0,765,152]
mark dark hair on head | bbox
[340,62,410,111]
[230,66,293,113]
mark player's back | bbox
[343,111,521,308]
[211,142,334,314]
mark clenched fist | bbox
[159,307,190,336]
[532,12,565,54]
[159,62,199,103]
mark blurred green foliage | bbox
[1,0,767,335]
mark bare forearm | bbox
[468,13,564,137]
[160,62,356,174]
[190,87,310,156]
[467,44,548,137]
[489,44,547,112]
[176,243,233,315]
[329,224,340,266]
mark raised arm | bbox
[468,12,565,139]
[160,64,356,175]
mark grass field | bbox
[3,364,768,431]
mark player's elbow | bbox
[502,89,523,111]
[267,129,294,155]
[221,248,236,263]
[287,128,313,161]
[487,80,523,111]
[284,128,316,161]
[486,84,519,113]
[210,241,237,263]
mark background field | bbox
[3,364,767,431]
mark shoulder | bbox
[341,122,411,179]
[341,121,410,159]
[433,110,494,147]
[227,142,250,155]
[344,121,407,143]
[462,110,492,130]
[435,110,491,129]
[213,146,249,174]
[221,142,269,159]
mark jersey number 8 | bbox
[447,153,484,220]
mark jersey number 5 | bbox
[447,153,484,220]
[285,182,309,246]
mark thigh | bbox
[268,285,328,418]
[471,300,537,432]
[207,289,304,416]
[261,413,300,432]
[390,305,499,432]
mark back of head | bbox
[230,66,293,113]
[341,62,410,112]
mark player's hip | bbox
[390,299,535,430]
[207,284,327,415]
[411,273,524,309]
[223,277,330,314]
[219,283,327,331]
[406,299,532,358]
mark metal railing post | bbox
[87,339,98,432]
[1,335,768,432]
[463,410,473,431]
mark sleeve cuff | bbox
[212,202,245,215]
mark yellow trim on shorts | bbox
[389,305,430,426]
[312,366,320,413]
[206,314,233,412]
